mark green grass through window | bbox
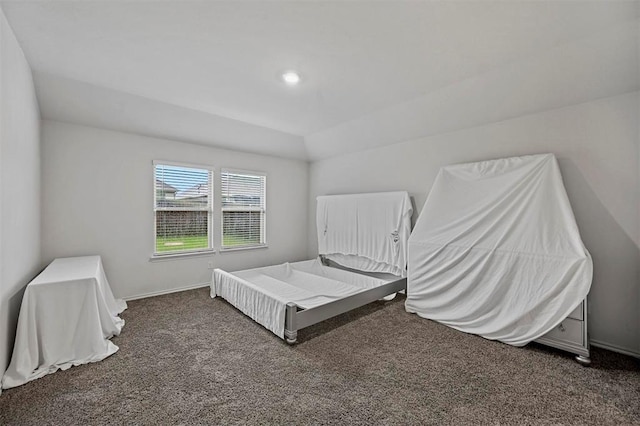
[155,235,208,253]
[155,234,262,253]
[222,234,261,248]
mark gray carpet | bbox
[1,287,638,425]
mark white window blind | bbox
[154,162,213,255]
[221,170,266,249]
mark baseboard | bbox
[591,339,640,359]
[123,282,211,301]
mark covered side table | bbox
[2,256,127,389]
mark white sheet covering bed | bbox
[405,154,592,346]
[211,259,392,338]
[317,191,413,277]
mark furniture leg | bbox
[285,302,298,345]
[575,355,591,366]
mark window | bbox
[221,169,266,249]
[154,162,213,255]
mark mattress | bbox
[212,259,396,338]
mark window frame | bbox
[152,160,215,258]
[220,168,267,251]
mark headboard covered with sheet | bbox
[316,191,413,277]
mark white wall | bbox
[0,9,41,386]
[308,91,640,357]
[41,120,309,300]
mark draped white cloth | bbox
[405,154,592,346]
[212,259,392,338]
[2,256,127,389]
[317,192,413,277]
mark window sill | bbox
[219,244,268,253]
[149,250,216,262]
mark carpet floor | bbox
[0,287,638,425]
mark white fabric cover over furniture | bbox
[2,256,127,389]
[212,259,395,339]
[405,154,592,346]
[317,191,413,277]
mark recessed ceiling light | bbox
[282,71,300,85]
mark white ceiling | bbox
[1,1,637,160]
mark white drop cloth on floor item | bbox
[405,154,592,346]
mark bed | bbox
[211,191,413,344]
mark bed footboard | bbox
[284,277,406,344]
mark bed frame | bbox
[283,256,406,344]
